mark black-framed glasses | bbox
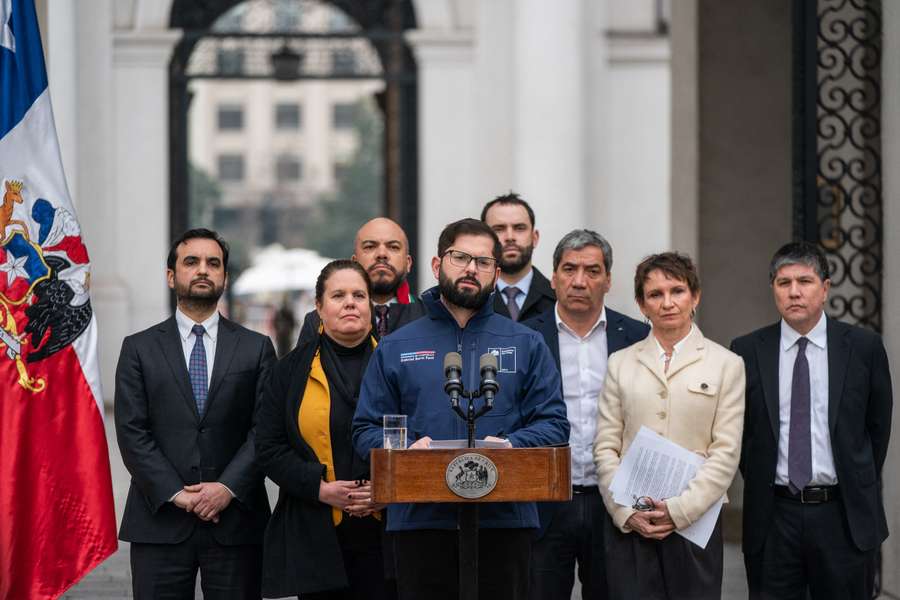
[442,250,498,272]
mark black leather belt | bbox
[572,485,599,495]
[774,485,839,504]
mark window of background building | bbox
[218,104,244,131]
[276,154,303,182]
[332,103,355,129]
[216,48,245,77]
[332,49,356,75]
[275,103,302,130]
[218,154,245,181]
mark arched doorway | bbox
[168,0,419,265]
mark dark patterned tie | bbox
[374,304,390,338]
[788,337,812,494]
[503,286,521,321]
[189,324,208,415]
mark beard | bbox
[499,243,534,275]
[438,269,495,310]
[368,261,407,297]
[175,277,225,308]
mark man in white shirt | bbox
[731,241,892,600]
[481,193,555,322]
[524,229,648,600]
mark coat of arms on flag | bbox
[0,179,94,392]
[0,1,117,598]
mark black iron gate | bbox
[793,1,883,595]
[793,0,883,333]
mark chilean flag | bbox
[0,1,117,598]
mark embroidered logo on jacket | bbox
[400,350,436,363]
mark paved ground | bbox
[64,411,750,599]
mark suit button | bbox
[191,466,199,472]
[659,390,667,399]
[657,411,667,420]
[199,427,206,433]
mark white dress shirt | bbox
[653,324,695,367]
[776,313,837,486]
[556,304,607,486]
[175,308,219,388]
[496,268,534,312]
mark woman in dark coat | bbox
[256,259,392,599]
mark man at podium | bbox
[353,218,569,600]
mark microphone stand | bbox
[447,379,494,600]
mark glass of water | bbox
[383,414,407,449]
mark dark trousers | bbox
[530,489,608,600]
[745,496,873,600]
[393,528,532,600]
[130,526,262,600]
[604,513,723,600]
[304,516,396,600]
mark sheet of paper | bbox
[609,426,723,549]
[427,439,510,449]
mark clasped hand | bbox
[625,499,676,540]
[173,482,233,523]
[319,479,384,518]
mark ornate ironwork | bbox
[794,0,883,333]
[184,33,388,80]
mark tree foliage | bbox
[305,98,383,258]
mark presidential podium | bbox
[371,446,572,600]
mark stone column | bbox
[108,29,181,399]
[513,0,588,273]
[406,29,476,291]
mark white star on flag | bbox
[0,252,27,287]
[1,0,14,53]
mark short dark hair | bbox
[480,191,536,228]
[437,218,502,261]
[167,228,230,272]
[634,252,701,303]
[315,259,372,304]
[768,241,830,283]
[553,229,613,273]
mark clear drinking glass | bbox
[383,414,407,449]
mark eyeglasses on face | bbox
[442,250,498,272]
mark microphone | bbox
[479,352,499,408]
[443,352,463,408]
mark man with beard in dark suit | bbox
[730,241,892,600]
[481,192,555,323]
[115,228,276,599]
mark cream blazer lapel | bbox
[635,327,705,383]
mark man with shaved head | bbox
[352,217,425,337]
[297,218,424,347]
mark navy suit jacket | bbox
[524,305,650,538]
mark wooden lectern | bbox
[371,447,572,600]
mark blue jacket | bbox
[352,286,569,531]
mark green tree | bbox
[188,163,222,228]
[306,98,383,258]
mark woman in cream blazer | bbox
[593,252,745,600]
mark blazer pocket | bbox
[687,381,718,396]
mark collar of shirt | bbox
[654,323,695,362]
[175,307,220,343]
[496,268,534,298]
[555,304,607,340]
[780,312,826,351]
